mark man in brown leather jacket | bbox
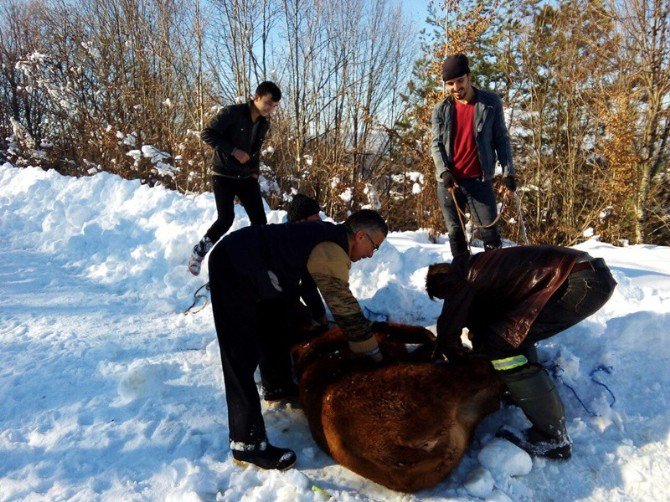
[426,245,616,460]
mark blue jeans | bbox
[437,178,501,260]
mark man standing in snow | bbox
[188,81,282,275]
[208,209,387,470]
[431,54,515,261]
[426,245,616,460]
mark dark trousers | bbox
[436,178,501,259]
[208,248,293,445]
[205,176,267,243]
[475,261,617,360]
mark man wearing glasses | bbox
[206,209,387,471]
[362,231,380,252]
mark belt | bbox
[572,257,607,274]
[212,172,257,179]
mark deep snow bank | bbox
[1,163,670,501]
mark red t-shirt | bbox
[452,99,483,179]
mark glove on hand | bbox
[435,335,470,363]
[503,175,516,192]
[443,346,468,364]
[441,170,457,188]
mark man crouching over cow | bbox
[208,209,388,470]
[426,245,616,460]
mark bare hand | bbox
[232,148,250,164]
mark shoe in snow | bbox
[496,426,571,460]
[262,382,299,401]
[188,237,213,276]
[262,383,300,407]
[232,442,296,470]
[188,251,204,276]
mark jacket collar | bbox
[444,88,488,127]
[246,101,268,124]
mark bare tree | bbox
[0,0,51,160]
[618,0,670,243]
[208,0,277,102]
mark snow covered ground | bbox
[1,163,669,501]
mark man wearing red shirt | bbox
[431,54,516,261]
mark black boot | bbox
[261,381,301,408]
[497,364,571,460]
[497,426,571,460]
[500,346,539,406]
[262,382,299,403]
[231,442,297,470]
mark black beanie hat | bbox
[287,193,321,222]
[441,54,470,82]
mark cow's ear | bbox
[426,263,452,300]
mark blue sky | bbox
[401,0,430,27]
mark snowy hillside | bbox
[1,164,669,501]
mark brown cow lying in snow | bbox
[291,323,504,492]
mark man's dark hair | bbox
[425,263,453,300]
[345,209,388,237]
[287,193,321,223]
[255,81,282,101]
[425,259,469,300]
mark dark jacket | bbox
[431,87,514,182]
[297,273,326,321]
[201,102,270,177]
[209,221,350,301]
[436,246,587,349]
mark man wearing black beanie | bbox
[431,54,516,261]
[286,193,322,223]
